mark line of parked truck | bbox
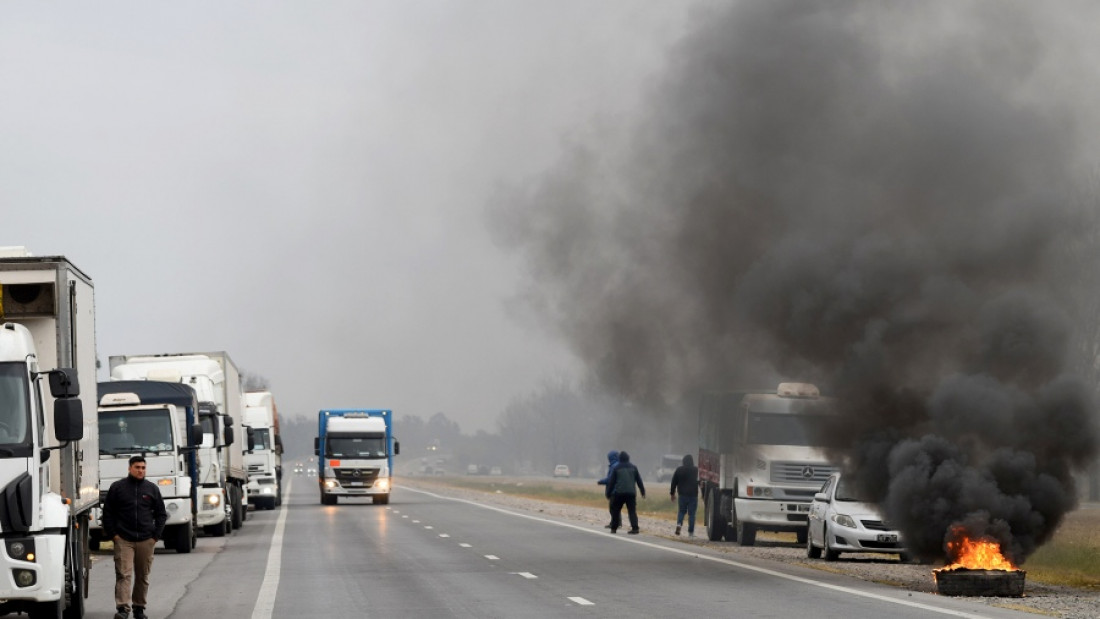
[0,250,285,618]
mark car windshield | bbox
[99,408,174,454]
[0,362,31,447]
[326,435,386,458]
[834,478,872,502]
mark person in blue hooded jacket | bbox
[596,450,619,528]
[606,451,646,534]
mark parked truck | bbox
[90,381,203,553]
[109,352,251,535]
[0,250,97,618]
[315,409,399,505]
[243,391,282,510]
[698,382,837,546]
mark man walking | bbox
[596,450,619,528]
[102,455,167,619]
[670,454,699,537]
[606,451,645,534]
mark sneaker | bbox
[609,527,617,534]
[114,609,130,619]
[604,523,612,529]
[133,608,148,619]
[688,532,695,538]
[628,529,639,535]
[675,525,681,536]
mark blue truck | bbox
[314,409,399,505]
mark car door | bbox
[808,475,834,545]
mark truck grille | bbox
[335,468,379,485]
[248,464,264,473]
[770,462,836,485]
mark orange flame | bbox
[934,527,1019,574]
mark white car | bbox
[553,464,571,478]
[806,472,910,562]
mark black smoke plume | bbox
[492,1,1100,562]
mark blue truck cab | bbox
[315,409,399,505]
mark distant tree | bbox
[240,369,270,392]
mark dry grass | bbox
[1022,507,1100,590]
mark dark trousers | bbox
[610,493,638,531]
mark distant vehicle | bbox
[553,464,571,478]
[655,454,683,482]
[307,468,317,477]
[489,466,503,476]
[806,472,910,562]
[467,464,480,475]
[294,464,304,475]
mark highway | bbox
[76,478,1041,619]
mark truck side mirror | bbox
[247,427,256,452]
[314,437,320,456]
[394,440,400,456]
[224,426,235,447]
[47,368,80,398]
[190,423,203,446]
[53,398,84,442]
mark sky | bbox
[0,2,708,430]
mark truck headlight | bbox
[262,487,273,494]
[324,480,338,489]
[5,539,35,562]
[746,486,772,498]
[205,494,221,506]
[376,479,389,490]
[832,514,857,529]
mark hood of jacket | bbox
[682,454,694,467]
[618,451,631,464]
[607,450,619,464]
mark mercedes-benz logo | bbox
[352,470,361,477]
[801,465,815,479]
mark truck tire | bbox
[63,528,85,619]
[705,488,726,541]
[30,599,62,619]
[175,522,193,554]
[373,494,389,505]
[737,520,757,546]
[231,487,244,529]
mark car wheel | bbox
[806,525,822,559]
[823,524,840,561]
[899,552,912,563]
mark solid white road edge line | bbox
[251,478,292,619]
[399,485,989,619]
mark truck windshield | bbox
[326,435,386,458]
[746,412,832,447]
[252,428,271,451]
[200,414,215,448]
[0,362,31,448]
[99,408,174,454]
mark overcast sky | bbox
[1,2,706,430]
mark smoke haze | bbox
[496,1,1100,561]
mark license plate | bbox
[346,482,363,487]
[877,534,898,543]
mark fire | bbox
[934,527,1019,575]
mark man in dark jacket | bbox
[606,451,645,534]
[102,455,167,619]
[670,454,699,537]
[596,450,619,528]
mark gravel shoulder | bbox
[402,477,1100,619]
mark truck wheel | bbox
[175,522,194,554]
[373,494,389,505]
[30,599,62,619]
[796,528,808,545]
[88,535,100,552]
[231,488,244,529]
[62,530,84,619]
[705,488,726,541]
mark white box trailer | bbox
[0,251,98,617]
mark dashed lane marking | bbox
[512,572,538,579]
[484,555,499,560]
[439,534,450,538]
[568,597,594,606]
[459,543,472,548]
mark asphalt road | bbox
[74,477,1043,619]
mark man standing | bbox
[102,455,167,619]
[596,450,619,528]
[606,451,645,534]
[670,454,699,537]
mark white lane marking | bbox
[424,525,434,530]
[459,543,472,548]
[512,572,538,579]
[568,597,594,606]
[399,485,988,619]
[484,554,500,560]
[402,515,409,518]
[412,520,420,523]
[251,479,292,619]
[439,533,450,538]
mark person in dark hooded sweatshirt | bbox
[670,454,699,537]
[606,451,645,534]
[596,450,619,528]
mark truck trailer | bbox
[0,250,98,618]
[315,409,399,505]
